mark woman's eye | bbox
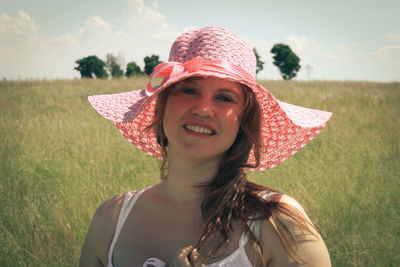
[181,88,198,95]
[217,95,233,102]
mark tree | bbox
[126,61,143,77]
[105,53,124,79]
[143,55,162,75]
[74,55,108,79]
[253,48,264,74]
[270,44,301,80]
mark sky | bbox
[1,0,399,81]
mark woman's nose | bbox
[192,96,214,118]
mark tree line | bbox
[74,54,162,79]
[74,44,300,80]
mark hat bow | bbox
[146,56,255,95]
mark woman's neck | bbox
[159,151,220,203]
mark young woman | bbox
[81,26,332,267]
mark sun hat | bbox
[88,26,332,171]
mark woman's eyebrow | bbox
[179,80,198,86]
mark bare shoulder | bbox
[79,192,136,267]
[258,194,331,267]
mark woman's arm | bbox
[259,195,331,267]
[79,193,126,267]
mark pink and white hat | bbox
[88,26,332,171]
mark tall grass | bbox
[0,78,399,266]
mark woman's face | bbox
[163,77,245,163]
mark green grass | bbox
[0,78,399,266]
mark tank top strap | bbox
[107,187,151,267]
[238,215,261,247]
[238,191,280,248]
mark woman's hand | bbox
[167,246,205,267]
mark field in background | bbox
[0,78,399,266]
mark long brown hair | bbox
[147,79,317,265]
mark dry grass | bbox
[0,78,399,266]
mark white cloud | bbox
[285,34,320,55]
[284,34,363,61]
[0,4,398,82]
[365,34,400,81]
[79,16,111,34]
[0,11,38,38]
[245,35,362,80]
[0,11,47,78]
[0,0,182,79]
[374,33,400,58]
[287,34,400,81]
[370,45,400,58]
[248,33,398,81]
[124,0,178,43]
[0,12,130,79]
[363,45,400,81]
[384,33,400,42]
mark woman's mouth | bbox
[183,124,216,135]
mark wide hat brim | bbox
[89,64,332,171]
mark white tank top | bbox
[107,187,274,267]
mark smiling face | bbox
[162,77,245,164]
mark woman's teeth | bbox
[184,125,215,135]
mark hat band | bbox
[146,56,256,95]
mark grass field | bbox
[0,78,399,266]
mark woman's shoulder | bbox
[257,189,282,201]
[276,194,308,217]
[79,191,138,267]
[92,190,142,236]
[94,192,132,221]
[257,191,308,219]
[257,194,331,266]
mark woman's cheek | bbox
[224,108,240,123]
[169,95,193,110]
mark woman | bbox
[81,26,332,266]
